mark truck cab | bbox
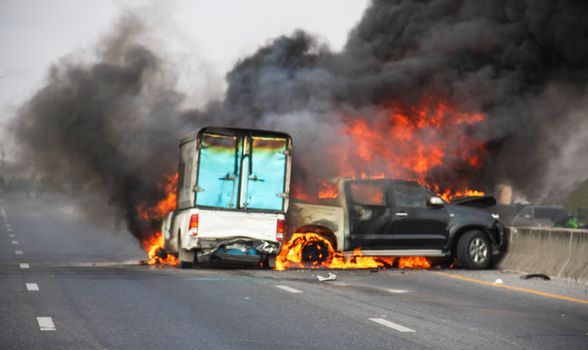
[164,127,292,268]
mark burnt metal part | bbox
[197,237,280,264]
[520,274,551,280]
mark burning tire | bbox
[300,236,334,265]
[456,230,491,269]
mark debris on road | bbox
[317,272,337,282]
[493,278,504,285]
[520,273,551,281]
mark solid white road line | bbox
[15,250,23,255]
[20,263,30,269]
[26,283,39,291]
[37,317,56,331]
[11,240,18,245]
[275,285,304,294]
[369,318,416,333]
[387,289,409,294]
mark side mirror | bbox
[427,196,444,208]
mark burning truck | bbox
[161,127,292,268]
[278,178,505,270]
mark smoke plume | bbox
[10,1,588,243]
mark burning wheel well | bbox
[293,225,337,250]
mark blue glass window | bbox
[195,134,241,208]
[240,137,288,211]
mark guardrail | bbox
[498,227,588,282]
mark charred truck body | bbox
[287,178,505,269]
[163,127,292,268]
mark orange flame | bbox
[138,173,179,265]
[138,173,178,221]
[275,233,397,270]
[318,181,338,199]
[142,232,178,266]
[437,188,486,202]
[398,256,431,269]
[294,96,488,202]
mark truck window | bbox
[240,137,288,211]
[349,182,386,206]
[195,134,241,209]
[391,183,431,208]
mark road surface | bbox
[1,194,587,349]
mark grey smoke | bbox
[11,15,197,241]
[10,1,588,244]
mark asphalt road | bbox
[1,194,587,350]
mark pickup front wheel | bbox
[456,230,491,269]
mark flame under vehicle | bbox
[162,127,292,268]
[287,178,505,269]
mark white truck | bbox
[162,127,292,268]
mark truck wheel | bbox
[301,239,333,265]
[177,234,194,269]
[456,230,491,269]
[261,255,276,269]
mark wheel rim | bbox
[469,238,488,263]
[301,241,330,264]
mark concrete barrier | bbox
[498,227,588,282]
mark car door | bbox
[389,183,450,249]
[346,181,396,250]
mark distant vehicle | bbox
[510,205,571,228]
[162,127,292,268]
[287,178,505,269]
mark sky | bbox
[0,0,369,124]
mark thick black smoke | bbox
[10,1,588,244]
[206,0,588,201]
[11,15,197,241]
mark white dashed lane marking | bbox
[37,317,56,331]
[7,228,13,232]
[369,318,416,333]
[15,250,23,255]
[26,283,39,291]
[11,240,18,245]
[8,234,15,238]
[20,263,30,269]
[275,285,304,294]
[387,289,409,294]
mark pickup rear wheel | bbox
[456,230,491,269]
[177,233,194,269]
[301,239,333,266]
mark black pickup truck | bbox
[286,178,505,269]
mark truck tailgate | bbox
[198,209,279,242]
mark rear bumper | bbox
[196,237,281,262]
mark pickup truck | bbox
[162,127,292,268]
[286,178,505,269]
